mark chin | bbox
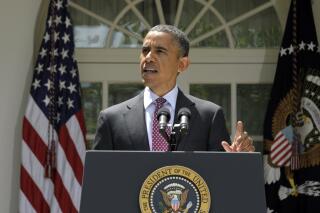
[141,80,152,88]
[142,77,153,85]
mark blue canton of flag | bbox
[20,0,86,212]
[32,1,79,126]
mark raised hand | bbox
[221,121,255,152]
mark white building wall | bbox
[0,0,41,212]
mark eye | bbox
[157,49,164,53]
[141,47,150,55]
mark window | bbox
[70,0,281,48]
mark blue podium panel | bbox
[80,151,266,213]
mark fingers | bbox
[235,121,244,138]
[238,135,255,152]
[233,131,255,152]
[228,121,255,152]
[221,141,233,152]
[236,131,248,148]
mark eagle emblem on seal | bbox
[160,183,192,213]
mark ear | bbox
[178,56,190,74]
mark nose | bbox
[145,51,153,62]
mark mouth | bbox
[143,68,158,74]
[142,64,158,76]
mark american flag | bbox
[270,130,293,167]
[19,0,86,212]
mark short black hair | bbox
[148,25,190,57]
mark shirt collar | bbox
[144,85,178,109]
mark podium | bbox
[80,151,266,213]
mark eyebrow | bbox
[156,46,168,52]
[142,45,168,53]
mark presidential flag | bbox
[19,0,86,212]
[263,0,320,212]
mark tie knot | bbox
[154,97,166,108]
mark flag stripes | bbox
[21,141,60,212]
[270,132,292,166]
[20,167,51,212]
[59,125,84,183]
[19,191,37,213]
[21,95,84,212]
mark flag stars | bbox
[59,81,66,90]
[59,64,67,75]
[70,69,77,78]
[62,33,70,44]
[61,49,69,59]
[55,113,61,123]
[280,47,287,56]
[308,42,316,51]
[54,16,62,26]
[43,95,51,106]
[55,0,63,10]
[288,45,294,54]
[53,48,59,57]
[58,96,64,106]
[48,65,57,73]
[44,32,50,43]
[72,53,76,63]
[35,63,44,74]
[65,17,71,28]
[54,31,60,42]
[44,79,53,90]
[47,16,52,27]
[32,79,41,90]
[39,48,47,58]
[68,83,77,94]
[311,92,315,96]
[299,41,306,50]
[67,98,74,109]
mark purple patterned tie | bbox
[152,97,169,151]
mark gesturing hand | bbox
[221,121,255,152]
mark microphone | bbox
[178,107,191,135]
[157,107,171,141]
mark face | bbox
[140,31,189,96]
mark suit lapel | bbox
[175,89,197,150]
[123,89,196,151]
[123,93,150,150]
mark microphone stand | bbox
[167,124,181,151]
[158,107,190,151]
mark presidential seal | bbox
[139,165,211,213]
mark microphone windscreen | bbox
[157,107,171,121]
[178,107,191,119]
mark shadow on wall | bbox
[10,1,47,212]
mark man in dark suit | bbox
[93,24,254,152]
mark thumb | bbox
[221,141,233,152]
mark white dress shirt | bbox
[144,85,178,150]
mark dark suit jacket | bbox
[93,89,230,151]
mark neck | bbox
[151,85,176,97]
